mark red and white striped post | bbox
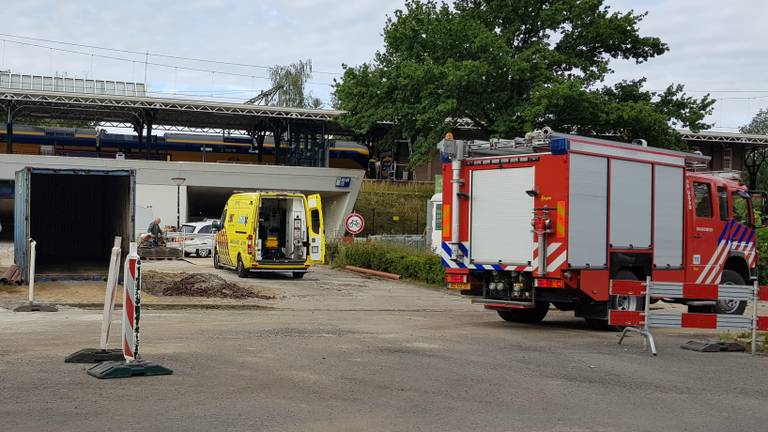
[122,242,141,362]
[87,241,171,378]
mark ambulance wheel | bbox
[213,249,222,269]
[714,270,748,315]
[293,272,305,279]
[197,248,211,258]
[496,302,549,323]
[236,257,249,278]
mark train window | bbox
[717,187,729,221]
[693,182,712,218]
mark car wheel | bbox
[197,248,211,258]
[236,257,249,278]
[496,302,549,323]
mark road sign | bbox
[344,212,365,235]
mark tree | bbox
[741,108,768,135]
[269,59,319,108]
[741,108,768,190]
[334,0,715,163]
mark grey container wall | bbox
[14,167,136,279]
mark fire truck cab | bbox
[438,129,762,328]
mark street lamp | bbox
[171,177,186,229]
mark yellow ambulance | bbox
[212,192,325,278]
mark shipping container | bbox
[14,168,135,278]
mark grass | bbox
[719,330,768,353]
[327,241,444,286]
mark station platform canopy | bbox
[0,88,351,135]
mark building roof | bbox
[677,129,768,145]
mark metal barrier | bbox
[609,277,768,355]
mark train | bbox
[0,125,369,169]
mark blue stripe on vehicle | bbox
[730,223,743,242]
[738,226,750,243]
[492,265,503,271]
[458,243,469,256]
[744,230,755,246]
[718,220,732,242]
[441,242,452,256]
[441,258,453,268]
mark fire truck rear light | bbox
[445,274,467,284]
[535,279,563,288]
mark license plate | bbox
[448,282,471,290]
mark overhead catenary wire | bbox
[0,38,335,87]
[0,32,344,76]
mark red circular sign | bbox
[344,213,365,235]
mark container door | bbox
[306,194,325,263]
[14,168,30,276]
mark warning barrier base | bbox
[13,302,58,312]
[87,359,173,379]
[680,339,745,352]
[618,326,657,356]
[65,348,124,364]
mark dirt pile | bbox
[142,271,273,299]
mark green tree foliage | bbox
[741,108,768,135]
[269,59,325,108]
[741,109,768,190]
[334,0,715,162]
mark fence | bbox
[609,277,768,355]
[354,208,425,236]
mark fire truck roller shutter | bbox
[568,154,608,268]
[609,160,652,249]
[653,166,684,268]
[470,167,534,264]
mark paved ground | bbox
[1,264,767,432]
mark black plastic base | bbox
[681,339,745,352]
[13,303,58,312]
[87,360,173,379]
[65,348,124,363]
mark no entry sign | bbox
[344,212,365,235]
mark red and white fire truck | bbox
[438,128,763,328]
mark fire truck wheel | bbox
[714,270,748,315]
[496,302,549,323]
[586,270,645,331]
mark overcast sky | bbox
[1,0,766,133]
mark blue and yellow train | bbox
[0,125,369,169]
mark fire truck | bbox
[438,128,763,328]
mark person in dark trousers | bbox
[147,217,164,246]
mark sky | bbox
[0,0,766,133]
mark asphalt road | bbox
[1,267,766,432]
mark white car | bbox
[178,220,217,258]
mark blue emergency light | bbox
[550,137,569,155]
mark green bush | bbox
[328,241,444,285]
[758,228,768,284]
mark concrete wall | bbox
[0,154,364,240]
